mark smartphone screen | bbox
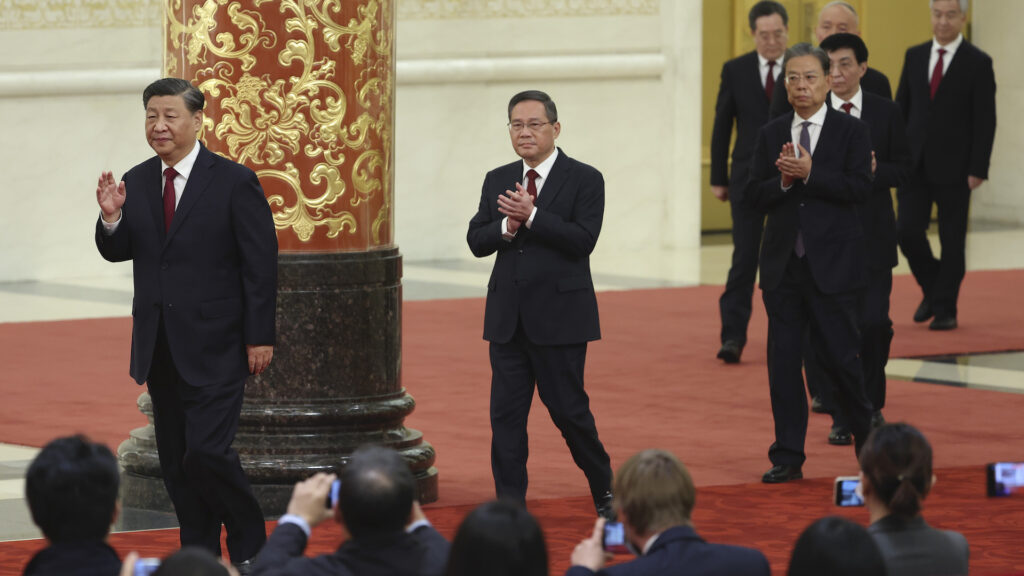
[987,462,1024,497]
[602,521,630,554]
[833,476,864,506]
[134,558,161,576]
[326,479,341,508]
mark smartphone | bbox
[987,462,1024,497]
[326,478,341,508]
[833,476,864,506]
[134,558,161,576]
[602,521,630,554]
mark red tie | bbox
[526,169,539,200]
[764,60,775,101]
[930,48,946,100]
[163,167,178,232]
[841,102,854,114]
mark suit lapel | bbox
[165,144,214,246]
[535,148,570,211]
[143,157,167,244]
[934,42,968,102]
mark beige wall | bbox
[0,0,704,284]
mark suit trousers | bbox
[489,325,612,504]
[763,255,873,466]
[897,171,972,318]
[719,193,766,346]
[147,321,266,561]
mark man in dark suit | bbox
[895,0,997,330]
[253,446,449,576]
[747,44,875,483]
[467,90,613,517]
[710,1,788,364]
[769,1,891,119]
[565,449,770,576]
[95,78,277,569]
[809,34,913,445]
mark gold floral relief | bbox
[166,0,394,251]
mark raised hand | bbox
[96,171,126,222]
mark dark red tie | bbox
[764,60,776,100]
[841,102,854,114]
[526,169,539,200]
[930,48,946,100]
[163,167,178,232]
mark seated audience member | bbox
[23,435,122,576]
[119,547,240,576]
[787,516,888,576]
[253,445,449,576]
[446,500,548,576]
[566,449,770,576]
[860,423,969,576]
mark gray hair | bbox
[929,0,968,13]
[783,43,831,76]
[822,1,859,24]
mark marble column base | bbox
[118,249,438,516]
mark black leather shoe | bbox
[913,298,933,323]
[828,425,852,445]
[811,396,827,414]
[871,411,886,429]
[233,557,257,576]
[929,315,957,330]
[594,491,615,520]
[762,464,803,483]
[717,340,742,364]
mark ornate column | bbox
[118,0,437,514]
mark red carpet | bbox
[2,270,1024,574]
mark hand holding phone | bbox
[326,478,341,509]
[602,521,631,554]
[133,558,161,576]
[833,476,864,507]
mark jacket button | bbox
[161,263,169,270]
[518,250,524,254]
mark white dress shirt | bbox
[101,139,202,234]
[830,87,864,119]
[929,33,963,82]
[757,53,781,89]
[501,147,559,239]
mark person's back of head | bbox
[25,435,119,544]
[614,449,696,536]
[859,423,933,518]
[788,516,888,576]
[446,500,548,576]
[338,445,415,539]
[152,547,229,576]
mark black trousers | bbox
[763,255,873,467]
[719,195,766,346]
[896,171,972,318]
[147,323,266,560]
[489,325,612,504]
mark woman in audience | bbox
[860,423,969,576]
[788,516,887,576]
[446,500,548,576]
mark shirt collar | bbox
[642,531,662,555]
[523,147,559,181]
[161,139,201,179]
[932,33,964,54]
[757,52,778,70]
[792,102,828,128]
[830,87,863,113]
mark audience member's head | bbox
[337,444,416,538]
[152,547,233,576]
[614,449,696,542]
[25,435,120,544]
[859,423,935,519]
[446,500,548,576]
[787,516,888,576]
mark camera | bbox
[602,521,630,554]
[326,478,341,508]
[987,462,1024,497]
[833,476,864,506]
[134,558,161,576]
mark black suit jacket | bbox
[467,149,602,346]
[96,143,278,386]
[253,523,449,576]
[747,107,873,294]
[22,541,121,576]
[564,525,770,576]
[771,65,891,119]
[830,92,912,269]
[710,51,772,201]
[896,39,996,182]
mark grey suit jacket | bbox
[869,515,969,576]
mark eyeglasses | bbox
[785,73,822,86]
[508,121,552,133]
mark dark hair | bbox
[143,78,205,113]
[783,43,831,76]
[339,445,415,539]
[859,423,933,518]
[508,90,558,123]
[153,547,229,576]
[819,32,869,64]
[748,1,789,31]
[446,500,548,576]
[25,435,120,543]
[788,516,888,576]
